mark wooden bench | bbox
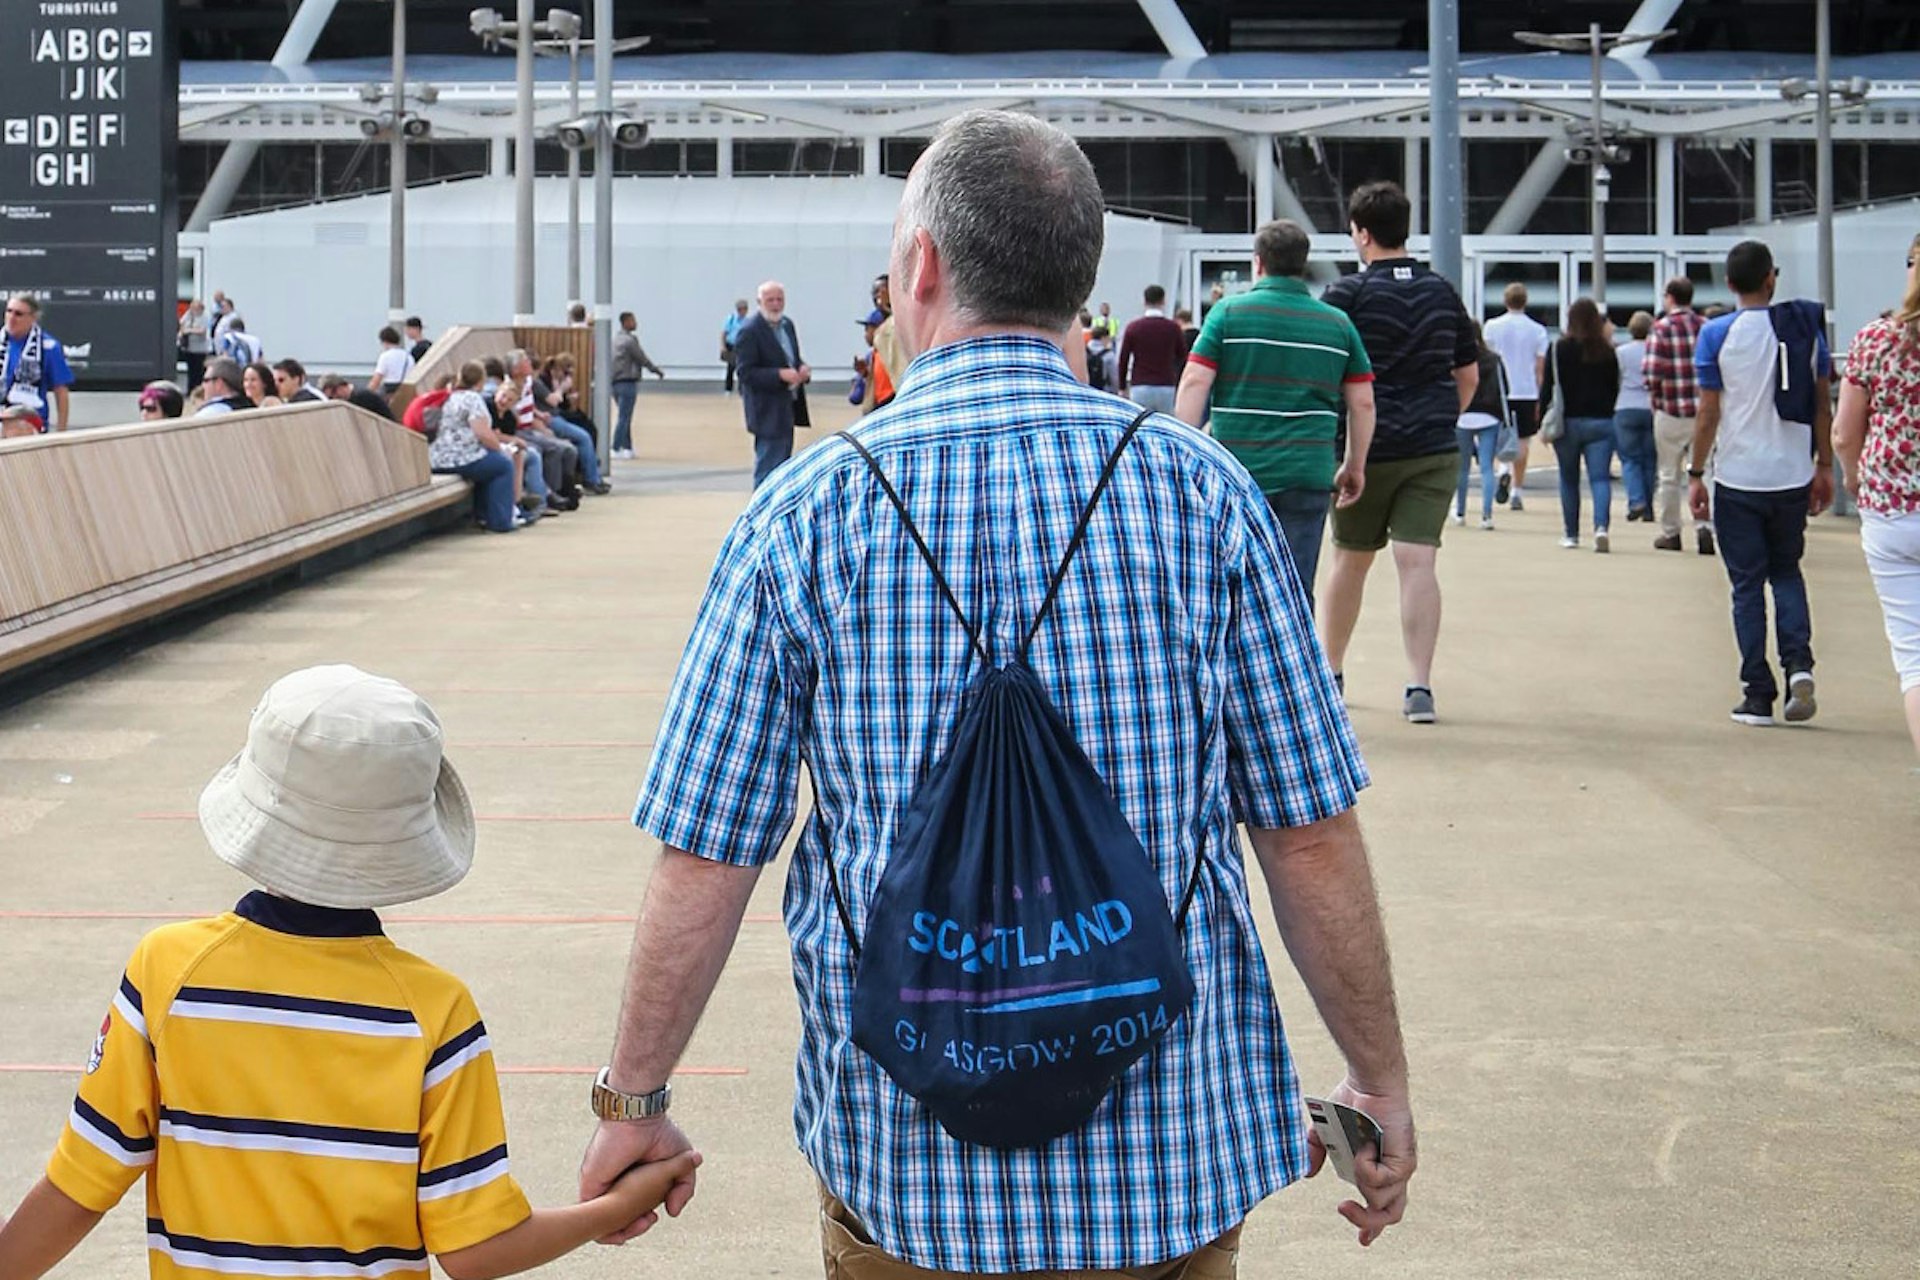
[0,402,473,680]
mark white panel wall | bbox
[202,176,1186,380]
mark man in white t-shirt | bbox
[1481,282,1551,509]
[368,326,415,397]
[1689,240,1833,728]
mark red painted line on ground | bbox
[430,686,667,695]
[0,1063,747,1077]
[498,1066,748,1077]
[450,741,653,750]
[134,812,630,823]
[0,909,786,926]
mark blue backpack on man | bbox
[1769,298,1827,428]
[825,409,1200,1149]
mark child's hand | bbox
[597,1151,702,1240]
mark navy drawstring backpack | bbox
[821,410,1201,1150]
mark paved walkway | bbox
[3,391,1916,1277]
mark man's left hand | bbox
[1811,465,1834,516]
[796,364,812,385]
[1305,1076,1416,1248]
[1334,462,1366,509]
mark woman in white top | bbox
[1613,311,1657,523]
[428,359,523,532]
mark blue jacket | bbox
[734,312,811,438]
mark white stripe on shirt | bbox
[169,999,422,1039]
[1222,337,1350,357]
[159,1121,418,1164]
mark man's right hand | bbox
[778,368,803,386]
[1305,1076,1415,1248]
[579,1116,700,1245]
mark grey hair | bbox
[8,293,41,316]
[505,347,531,372]
[893,110,1105,330]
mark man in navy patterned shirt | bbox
[581,110,1416,1276]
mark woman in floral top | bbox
[1835,232,1920,761]
[430,359,524,532]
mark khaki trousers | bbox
[1653,411,1710,538]
[818,1185,1242,1280]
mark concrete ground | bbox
[3,387,1917,1279]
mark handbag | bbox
[1538,341,1567,443]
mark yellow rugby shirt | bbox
[49,891,531,1278]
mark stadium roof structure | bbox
[180,50,1920,144]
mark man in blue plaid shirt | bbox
[582,110,1416,1276]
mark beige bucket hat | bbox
[199,665,476,909]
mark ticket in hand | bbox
[1303,1096,1383,1186]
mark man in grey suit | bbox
[733,280,812,487]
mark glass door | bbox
[1474,255,1566,332]
[1575,256,1663,327]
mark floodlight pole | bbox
[1815,0,1834,322]
[592,0,614,465]
[1427,0,1463,291]
[388,0,407,323]
[566,34,582,310]
[513,0,537,324]
[1589,22,1607,308]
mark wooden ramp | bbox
[0,402,471,679]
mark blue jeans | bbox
[1554,417,1617,539]
[1454,425,1498,521]
[1613,408,1656,512]
[753,431,794,488]
[437,451,516,532]
[1128,385,1177,415]
[1266,488,1333,604]
[548,415,602,487]
[612,380,639,452]
[1715,483,1814,703]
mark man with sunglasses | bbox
[3,295,73,433]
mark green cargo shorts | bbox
[1331,451,1456,552]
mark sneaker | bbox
[612,448,634,460]
[1496,472,1513,505]
[1627,505,1652,523]
[1653,532,1683,552]
[1784,671,1817,723]
[1559,535,1579,549]
[1594,529,1610,554]
[1403,686,1436,724]
[1451,512,1466,527]
[1697,526,1716,556]
[1479,516,1496,531]
[1730,694,1774,727]
[1509,493,1525,512]
[583,480,613,496]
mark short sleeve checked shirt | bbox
[633,335,1369,1272]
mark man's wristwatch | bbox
[590,1068,672,1121]
[1687,468,1706,479]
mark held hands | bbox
[796,363,812,385]
[1334,462,1366,509]
[580,1117,700,1245]
[594,1150,702,1243]
[777,368,803,387]
[1305,1076,1416,1248]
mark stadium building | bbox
[172,0,1920,372]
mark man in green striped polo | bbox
[1176,220,1375,602]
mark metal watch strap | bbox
[591,1067,671,1120]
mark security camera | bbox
[544,8,583,40]
[612,119,650,149]
[358,116,384,139]
[470,7,504,35]
[402,116,432,140]
[555,117,595,149]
